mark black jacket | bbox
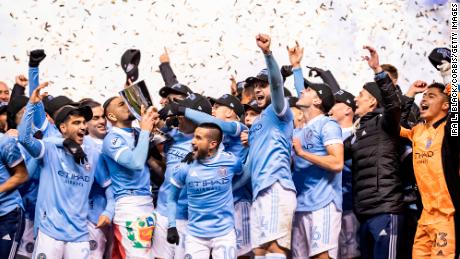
[345,72,405,219]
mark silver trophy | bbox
[119,81,170,144]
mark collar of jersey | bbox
[111,127,136,137]
[305,114,325,128]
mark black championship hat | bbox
[245,68,269,86]
[121,49,141,82]
[304,81,335,112]
[177,93,212,115]
[54,105,93,128]
[243,99,262,113]
[428,47,451,70]
[159,83,193,98]
[210,94,245,118]
[334,90,356,111]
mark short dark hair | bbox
[102,96,118,117]
[198,123,223,144]
[381,64,398,80]
[79,98,101,108]
[427,82,448,101]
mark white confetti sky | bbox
[0,0,450,105]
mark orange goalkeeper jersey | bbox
[400,119,455,224]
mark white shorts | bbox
[175,219,187,259]
[32,230,89,259]
[250,182,297,250]
[112,196,156,259]
[291,202,342,259]
[88,221,107,259]
[339,210,360,259]
[234,201,251,256]
[17,218,35,258]
[184,230,236,259]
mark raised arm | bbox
[108,107,156,171]
[287,41,305,96]
[28,49,46,96]
[10,75,27,100]
[18,83,49,158]
[363,46,401,135]
[256,34,286,116]
[159,47,179,87]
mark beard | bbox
[127,113,136,121]
[193,148,208,161]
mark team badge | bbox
[89,240,98,250]
[26,242,34,253]
[37,253,47,259]
[426,138,432,149]
[218,167,227,177]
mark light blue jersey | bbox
[223,122,252,203]
[102,127,151,200]
[18,102,111,242]
[341,127,353,211]
[85,136,115,225]
[170,150,242,238]
[17,143,41,220]
[183,108,251,202]
[0,134,24,216]
[247,100,296,199]
[292,115,343,212]
[33,142,110,241]
[156,128,193,220]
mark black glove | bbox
[307,66,325,77]
[29,49,46,67]
[181,151,194,164]
[63,138,87,165]
[159,102,186,120]
[167,227,180,245]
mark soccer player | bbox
[155,93,212,259]
[18,83,112,259]
[167,123,243,259]
[0,134,28,259]
[400,83,460,259]
[329,90,360,259]
[80,99,115,259]
[101,96,157,258]
[246,34,297,259]
[288,41,344,259]
[161,93,252,257]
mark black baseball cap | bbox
[159,83,193,98]
[43,95,79,119]
[210,94,245,118]
[177,93,212,115]
[363,82,383,106]
[303,81,335,112]
[121,49,141,82]
[6,95,29,129]
[54,105,93,129]
[334,90,356,111]
[245,69,269,86]
[243,99,262,113]
[428,47,451,70]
